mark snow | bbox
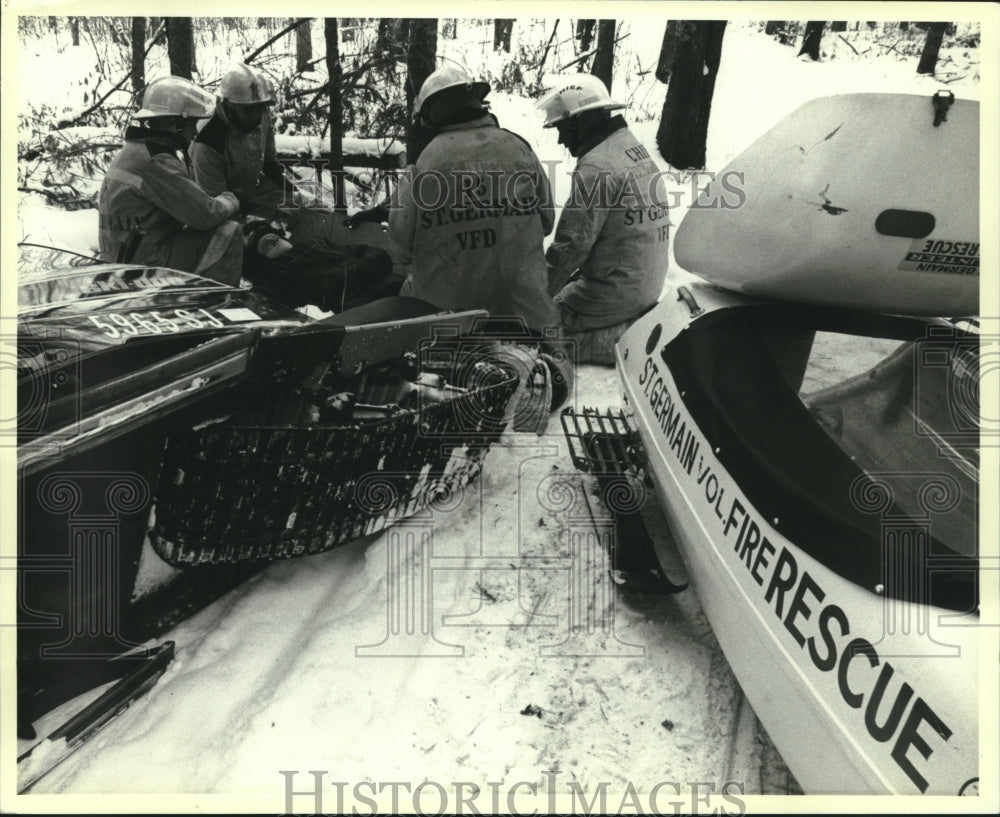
[5,13,998,814]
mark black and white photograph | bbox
[2,1,997,813]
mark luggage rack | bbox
[560,406,687,595]
[560,406,650,482]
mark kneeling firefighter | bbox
[537,74,669,365]
[191,62,397,312]
[388,66,575,422]
[98,76,243,285]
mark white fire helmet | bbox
[413,66,490,117]
[536,74,625,128]
[218,63,275,105]
[135,76,217,120]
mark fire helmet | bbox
[413,66,490,118]
[218,63,275,106]
[536,74,624,128]
[135,76,216,120]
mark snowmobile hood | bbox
[15,262,334,473]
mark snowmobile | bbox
[14,246,548,777]
[564,92,981,795]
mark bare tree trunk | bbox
[296,19,313,72]
[830,21,847,33]
[656,21,679,83]
[656,20,727,170]
[324,18,346,211]
[71,17,80,46]
[917,22,948,74]
[765,21,791,44]
[591,19,616,92]
[405,19,438,149]
[131,17,146,94]
[575,19,595,52]
[798,21,825,60]
[165,17,195,78]
[493,19,514,52]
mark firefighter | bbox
[537,74,669,364]
[190,62,286,219]
[389,66,560,336]
[97,76,243,285]
[192,62,396,313]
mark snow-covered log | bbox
[274,133,407,168]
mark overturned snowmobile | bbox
[15,249,543,750]
[567,93,982,795]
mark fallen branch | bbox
[559,32,631,72]
[837,34,859,55]
[561,47,596,71]
[286,82,330,102]
[244,18,312,64]
[18,185,93,208]
[535,20,561,84]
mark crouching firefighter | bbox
[97,76,243,285]
[191,62,398,312]
[536,75,669,365]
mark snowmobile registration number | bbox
[86,308,250,338]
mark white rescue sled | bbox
[615,93,981,795]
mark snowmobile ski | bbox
[561,407,688,595]
[17,640,175,793]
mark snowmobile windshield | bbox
[659,304,979,613]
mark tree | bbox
[493,19,513,53]
[404,18,438,150]
[131,17,146,95]
[591,20,617,92]
[165,17,195,78]
[917,22,949,74]
[324,18,346,211]
[655,20,727,170]
[765,21,792,45]
[575,19,595,52]
[296,18,313,72]
[830,21,847,33]
[798,21,824,60]
[656,21,679,82]
[376,18,405,60]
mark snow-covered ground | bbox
[4,12,998,815]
